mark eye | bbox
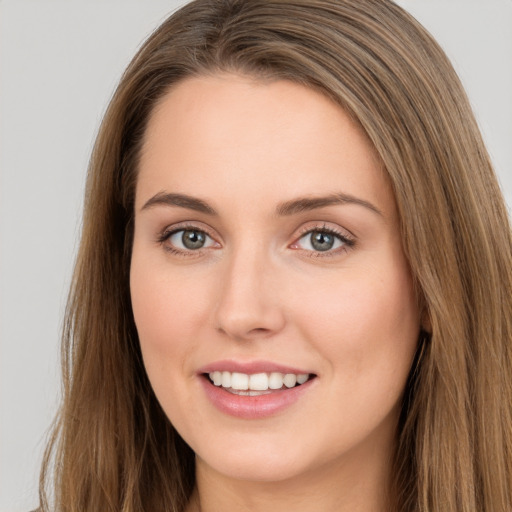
[167,229,216,251]
[293,228,354,254]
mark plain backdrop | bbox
[1,1,511,510]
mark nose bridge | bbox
[214,239,285,340]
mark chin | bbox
[197,449,317,484]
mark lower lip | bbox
[200,376,315,419]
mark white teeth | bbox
[283,373,297,388]
[231,372,249,390]
[208,371,311,391]
[269,372,284,389]
[297,373,309,384]
[249,373,269,390]
[221,371,231,388]
[212,371,222,386]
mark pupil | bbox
[182,230,205,249]
[311,231,334,251]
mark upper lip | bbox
[197,359,314,375]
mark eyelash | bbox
[156,223,356,258]
[293,224,355,258]
[156,224,217,257]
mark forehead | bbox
[136,74,394,218]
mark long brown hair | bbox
[39,1,512,510]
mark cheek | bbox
[294,261,419,383]
[290,262,420,442]
[129,252,211,378]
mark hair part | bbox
[39,1,512,511]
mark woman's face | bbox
[131,74,420,485]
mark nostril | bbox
[215,324,275,342]
[249,327,271,335]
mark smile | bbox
[199,364,317,419]
[207,371,311,395]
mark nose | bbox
[213,246,286,341]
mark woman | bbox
[38,1,512,511]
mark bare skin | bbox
[131,74,420,512]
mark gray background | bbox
[1,1,511,510]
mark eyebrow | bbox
[141,192,216,214]
[140,191,383,217]
[275,193,383,217]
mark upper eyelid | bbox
[294,228,355,248]
[157,221,356,247]
[294,222,355,240]
[161,222,216,238]
[158,226,218,255]
[156,224,218,250]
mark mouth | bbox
[198,361,317,418]
[203,371,316,396]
